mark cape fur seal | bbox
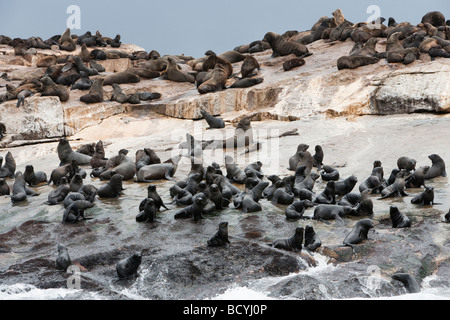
[392,273,421,293]
[164,57,195,83]
[285,200,314,221]
[56,244,72,271]
[103,71,140,86]
[198,55,233,94]
[24,165,47,186]
[424,154,446,179]
[0,152,16,178]
[263,32,310,58]
[304,225,322,252]
[136,198,157,223]
[343,219,374,248]
[207,222,230,247]
[389,206,411,228]
[200,109,225,129]
[57,138,92,166]
[80,78,104,104]
[116,253,142,279]
[411,186,435,206]
[270,226,304,252]
[137,155,182,182]
[97,173,124,198]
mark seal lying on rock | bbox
[263,32,310,58]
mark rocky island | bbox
[0,9,449,300]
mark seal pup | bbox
[283,58,306,71]
[343,219,374,249]
[56,244,72,271]
[356,189,374,217]
[242,190,262,213]
[312,145,324,170]
[207,222,230,247]
[23,165,47,187]
[80,78,104,104]
[411,186,435,206]
[392,273,421,293]
[304,225,321,252]
[225,156,247,184]
[337,55,380,70]
[40,76,70,102]
[424,154,446,179]
[389,206,411,228]
[270,226,304,252]
[170,185,193,206]
[136,198,157,223]
[57,138,92,166]
[285,200,314,221]
[69,174,84,193]
[97,174,124,199]
[116,252,142,279]
[200,109,225,129]
[0,152,16,178]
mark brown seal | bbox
[337,55,379,70]
[59,28,76,52]
[163,57,195,83]
[421,11,446,27]
[263,32,310,58]
[198,55,233,94]
[40,76,70,102]
[240,55,260,78]
[103,71,140,86]
[80,78,104,104]
[283,58,306,71]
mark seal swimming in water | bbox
[270,226,304,252]
[343,219,374,249]
[57,138,92,166]
[389,206,411,228]
[56,244,72,271]
[116,252,142,279]
[207,221,230,247]
[392,273,421,293]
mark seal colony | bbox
[0,9,449,296]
